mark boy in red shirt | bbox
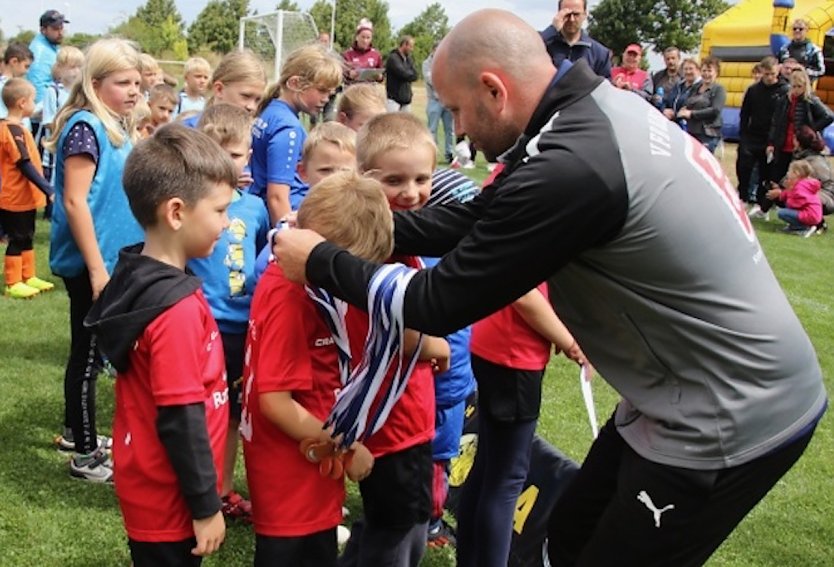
[85,124,237,566]
[338,112,451,567]
[241,171,384,566]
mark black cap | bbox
[40,10,69,28]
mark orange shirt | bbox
[0,121,46,211]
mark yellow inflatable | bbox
[700,0,834,138]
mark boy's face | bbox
[17,91,36,117]
[9,57,32,78]
[185,70,210,95]
[340,108,384,132]
[149,99,175,126]
[180,182,233,258]
[299,142,356,188]
[366,145,434,211]
[222,140,252,177]
[141,69,162,91]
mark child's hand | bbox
[191,511,225,556]
[766,187,782,200]
[89,268,110,301]
[431,355,450,374]
[237,171,254,188]
[346,443,374,482]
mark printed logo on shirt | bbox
[207,331,219,352]
[211,386,230,410]
[314,336,335,347]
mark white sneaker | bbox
[55,427,113,453]
[462,161,476,169]
[337,525,351,546]
[747,205,769,221]
[801,226,817,238]
[454,140,471,162]
[70,447,114,483]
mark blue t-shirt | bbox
[188,190,270,334]
[181,112,201,129]
[251,99,309,209]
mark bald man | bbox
[274,10,825,567]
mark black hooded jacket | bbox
[84,245,222,519]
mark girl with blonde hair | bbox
[251,44,343,222]
[47,38,144,483]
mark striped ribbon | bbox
[307,263,422,450]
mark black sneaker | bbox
[427,519,456,548]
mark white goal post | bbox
[239,10,320,81]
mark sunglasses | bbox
[793,27,806,31]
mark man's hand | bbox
[273,228,326,284]
[552,8,570,32]
[192,511,225,556]
[346,443,374,482]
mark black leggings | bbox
[0,209,35,255]
[62,270,100,455]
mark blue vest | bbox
[50,110,143,278]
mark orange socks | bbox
[4,255,22,286]
[21,250,36,280]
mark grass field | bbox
[0,91,832,566]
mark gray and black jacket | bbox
[306,60,826,471]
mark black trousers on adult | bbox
[0,209,35,255]
[735,142,771,204]
[547,412,816,567]
[62,270,101,455]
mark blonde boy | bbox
[189,104,270,522]
[146,83,177,132]
[298,122,357,188]
[0,78,54,298]
[337,83,387,132]
[178,57,211,116]
[242,172,381,565]
[138,53,163,96]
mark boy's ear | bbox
[297,160,308,183]
[160,197,187,230]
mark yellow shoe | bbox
[5,281,40,299]
[24,276,55,292]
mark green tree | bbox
[111,14,187,59]
[8,29,35,47]
[275,0,301,11]
[135,0,185,33]
[398,3,450,78]
[589,0,728,58]
[309,0,393,56]
[65,33,103,49]
[188,0,251,54]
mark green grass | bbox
[1,107,832,565]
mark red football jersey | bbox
[241,264,345,537]
[347,255,435,458]
[114,290,229,542]
[470,282,551,371]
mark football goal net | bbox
[239,10,320,81]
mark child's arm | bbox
[266,182,291,224]
[156,404,225,556]
[512,287,589,367]
[16,158,54,200]
[404,330,451,373]
[64,155,109,298]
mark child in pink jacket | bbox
[769,159,823,236]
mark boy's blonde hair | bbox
[138,53,161,74]
[208,50,266,106]
[357,112,437,172]
[297,171,393,263]
[789,159,814,179]
[46,38,141,152]
[184,56,211,77]
[148,83,177,106]
[337,83,386,120]
[124,123,238,228]
[1,78,34,110]
[257,44,343,115]
[51,46,84,80]
[302,122,356,164]
[197,103,252,148]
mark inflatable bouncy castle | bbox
[700,0,834,145]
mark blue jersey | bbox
[188,190,269,334]
[181,112,201,129]
[251,99,309,209]
[50,110,143,278]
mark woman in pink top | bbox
[457,280,589,567]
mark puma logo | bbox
[637,490,675,528]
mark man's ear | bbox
[161,197,187,230]
[480,71,508,110]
